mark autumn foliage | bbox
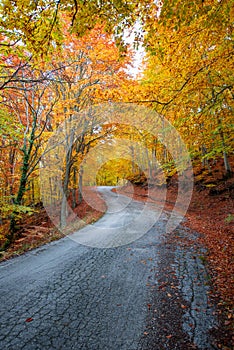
[0,0,233,328]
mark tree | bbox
[40,20,131,229]
[134,0,234,176]
[0,11,133,245]
[0,60,58,245]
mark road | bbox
[0,187,218,350]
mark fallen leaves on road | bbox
[166,334,173,339]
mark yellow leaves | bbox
[0,0,62,58]
[135,0,234,172]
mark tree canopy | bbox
[0,0,154,56]
[0,0,233,246]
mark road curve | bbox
[70,186,164,248]
[0,187,218,350]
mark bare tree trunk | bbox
[201,145,211,172]
[31,178,35,204]
[78,166,83,204]
[152,140,157,174]
[217,118,232,177]
[60,128,75,228]
[72,167,77,209]
[130,145,136,173]
[223,150,232,177]
[60,193,67,229]
[145,147,152,181]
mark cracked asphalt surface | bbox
[0,187,219,349]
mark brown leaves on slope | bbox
[116,162,234,313]
[0,187,106,262]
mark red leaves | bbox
[158,282,168,290]
[118,166,234,314]
[147,303,152,310]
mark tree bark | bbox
[72,167,77,209]
[217,118,232,177]
[60,128,75,228]
[78,166,83,204]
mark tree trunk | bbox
[72,167,77,209]
[60,193,67,229]
[217,118,232,177]
[31,179,35,204]
[145,147,152,181]
[152,140,157,174]
[223,150,232,177]
[9,146,30,240]
[78,166,83,204]
[60,163,70,229]
[201,145,211,172]
[59,129,75,228]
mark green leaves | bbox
[0,107,23,141]
[0,202,35,218]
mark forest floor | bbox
[0,159,233,346]
[0,187,106,262]
[114,170,234,311]
[113,159,234,348]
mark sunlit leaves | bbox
[140,0,234,171]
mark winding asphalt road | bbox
[0,187,218,349]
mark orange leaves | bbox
[166,334,173,339]
[50,18,131,109]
